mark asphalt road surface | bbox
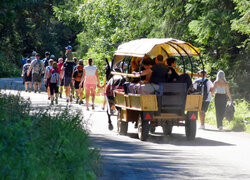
[1,78,250,180]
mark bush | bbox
[205,99,250,132]
[0,52,21,78]
[0,92,100,179]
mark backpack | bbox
[33,60,42,74]
[196,79,208,101]
[73,65,83,80]
[225,104,235,122]
[23,64,31,76]
[50,69,59,84]
[64,62,74,77]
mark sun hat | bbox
[65,45,72,50]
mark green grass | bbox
[0,91,100,180]
[205,99,250,132]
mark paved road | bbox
[1,78,250,180]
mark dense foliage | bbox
[1,0,249,101]
[0,92,99,179]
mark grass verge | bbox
[0,91,100,179]
[206,99,250,132]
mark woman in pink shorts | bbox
[80,58,100,110]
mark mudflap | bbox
[187,111,198,121]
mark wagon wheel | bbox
[117,109,128,135]
[138,113,149,141]
[162,121,173,136]
[149,122,156,134]
[185,114,196,140]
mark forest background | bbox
[0,0,249,101]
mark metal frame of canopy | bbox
[110,38,204,79]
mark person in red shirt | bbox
[57,58,64,98]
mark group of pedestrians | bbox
[22,46,101,109]
[194,70,233,131]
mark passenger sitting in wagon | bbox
[146,54,169,95]
[131,58,152,94]
[166,57,179,82]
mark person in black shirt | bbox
[150,55,169,84]
[167,57,179,82]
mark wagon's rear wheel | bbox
[185,115,196,140]
[117,109,128,135]
[138,113,149,141]
[162,121,173,136]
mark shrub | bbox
[205,99,250,132]
[0,92,100,179]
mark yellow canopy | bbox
[114,38,199,64]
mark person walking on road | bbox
[72,59,84,104]
[44,59,53,100]
[48,62,60,105]
[22,59,32,92]
[61,45,74,102]
[43,51,50,68]
[193,70,213,129]
[27,53,44,93]
[80,58,100,110]
[57,58,64,98]
[212,70,233,131]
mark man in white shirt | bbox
[193,70,214,129]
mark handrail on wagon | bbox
[111,71,140,78]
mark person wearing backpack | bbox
[72,59,84,104]
[48,62,60,105]
[61,46,74,102]
[193,70,214,129]
[28,53,44,93]
[22,59,32,92]
[43,51,50,68]
[44,59,53,100]
[211,70,233,131]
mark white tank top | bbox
[84,65,97,76]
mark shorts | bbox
[24,74,32,82]
[84,84,96,90]
[32,73,42,83]
[201,101,210,112]
[49,83,59,95]
[74,81,83,89]
[64,76,73,87]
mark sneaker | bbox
[55,97,58,104]
[51,101,54,105]
[92,104,95,110]
[34,90,37,93]
[76,97,79,104]
[39,89,41,93]
[59,92,62,98]
[70,95,73,102]
[199,125,205,129]
[86,107,89,111]
[25,90,28,92]
[66,98,69,103]
[48,97,50,100]
[29,90,31,93]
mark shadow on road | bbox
[91,135,197,180]
[126,132,235,147]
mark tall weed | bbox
[0,92,100,180]
[205,99,250,131]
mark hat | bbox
[26,59,31,63]
[50,54,55,59]
[35,53,40,57]
[65,45,72,50]
[45,51,50,55]
[78,59,83,65]
[32,51,36,56]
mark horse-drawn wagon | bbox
[105,38,204,141]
